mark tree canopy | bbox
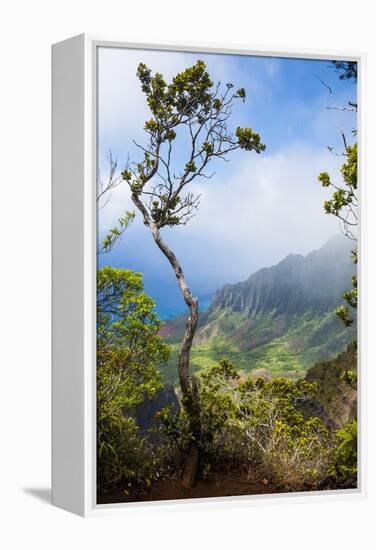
[121,60,265,229]
[97,267,170,489]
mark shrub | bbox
[330,419,357,485]
[97,267,170,493]
[97,414,161,494]
[197,361,336,489]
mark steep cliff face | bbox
[162,237,357,382]
[208,236,355,318]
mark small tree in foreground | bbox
[118,60,265,486]
[97,267,170,491]
[198,361,334,490]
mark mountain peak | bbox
[209,237,355,317]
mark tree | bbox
[315,63,358,489]
[97,267,170,490]
[317,61,358,327]
[116,60,265,486]
[332,61,358,82]
[97,153,136,254]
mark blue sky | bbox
[97,47,357,319]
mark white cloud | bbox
[98,48,241,158]
[97,47,273,168]
[99,143,347,292]
[96,48,355,293]
[162,144,346,287]
[98,47,190,151]
[96,46,270,237]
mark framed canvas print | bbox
[52,35,365,516]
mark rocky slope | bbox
[162,236,357,381]
[302,343,357,430]
[208,235,354,318]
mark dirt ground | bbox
[97,472,289,505]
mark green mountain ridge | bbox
[208,236,355,316]
[159,236,356,383]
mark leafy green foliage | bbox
[98,415,161,493]
[304,342,357,431]
[121,60,265,229]
[137,60,213,121]
[318,140,358,328]
[341,368,357,389]
[336,304,354,327]
[332,61,358,81]
[196,361,336,489]
[162,308,356,384]
[97,267,170,404]
[151,351,358,491]
[97,267,170,491]
[330,420,357,483]
[99,211,135,254]
[319,144,357,230]
[117,61,266,488]
[335,265,357,326]
[235,126,266,152]
[316,61,358,329]
[95,59,360,496]
[341,142,358,189]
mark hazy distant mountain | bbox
[208,235,354,317]
[161,236,357,382]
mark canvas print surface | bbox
[96,47,358,504]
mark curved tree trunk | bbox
[131,194,201,487]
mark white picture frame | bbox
[52,34,366,517]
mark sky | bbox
[97,47,357,319]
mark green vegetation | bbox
[161,309,355,384]
[318,141,358,327]
[99,211,135,254]
[155,359,357,494]
[95,257,358,501]
[317,61,358,327]
[96,59,358,502]
[96,266,358,501]
[304,343,357,430]
[97,267,170,494]
[198,361,334,490]
[96,267,358,500]
[159,236,356,384]
[114,58,265,487]
[331,420,357,483]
